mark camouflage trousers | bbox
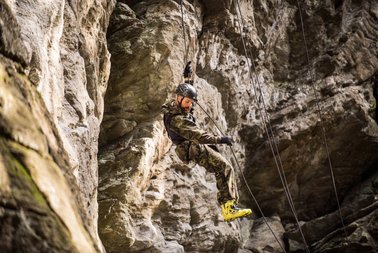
[175,142,239,204]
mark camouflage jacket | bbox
[162,100,221,161]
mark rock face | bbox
[99,0,378,253]
[0,0,115,252]
[0,0,377,252]
[0,55,96,252]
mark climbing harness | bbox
[296,0,347,236]
[163,113,187,145]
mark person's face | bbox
[177,95,194,112]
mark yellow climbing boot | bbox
[221,200,252,222]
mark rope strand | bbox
[180,0,188,67]
[177,0,346,250]
[233,0,310,251]
[295,0,347,236]
[196,102,287,253]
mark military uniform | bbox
[162,100,239,204]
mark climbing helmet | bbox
[175,83,198,102]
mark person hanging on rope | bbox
[161,82,252,222]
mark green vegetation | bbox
[0,139,46,206]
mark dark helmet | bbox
[175,83,198,102]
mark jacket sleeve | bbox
[170,115,221,144]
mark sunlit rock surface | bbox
[0,0,376,252]
[0,0,115,252]
[99,0,377,252]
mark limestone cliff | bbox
[99,0,378,252]
[0,0,114,252]
[0,0,377,253]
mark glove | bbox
[183,61,192,78]
[220,136,234,145]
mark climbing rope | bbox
[175,0,344,251]
[180,3,286,245]
[180,0,194,85]
[234,0,301,224]
[196,102,287,253]
[175,0,348,250]
[232,0,311,252]
[180,0,188,67]
[177,0,299,251]
[295,0,347,236]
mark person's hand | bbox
[183,61,192,78]
[220,136,234,146]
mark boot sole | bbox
[224,212,252,222]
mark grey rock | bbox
[99,0,378,252]
[0,0,377,252]
[0,56,97,253]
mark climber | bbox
[161,83,252,222]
